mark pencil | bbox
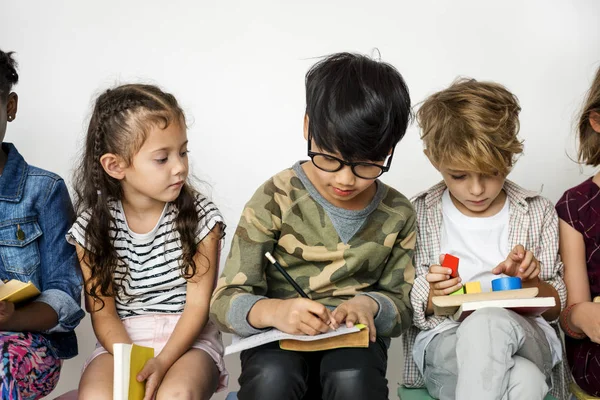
[265,252,309,298]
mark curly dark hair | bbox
[73,84,209,307]
[0,50,18,101]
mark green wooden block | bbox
[397,386,558,400]
[449,286,464,295]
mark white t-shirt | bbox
[413,189,562,373]
[439,189,510,290]
[68,194,223,318]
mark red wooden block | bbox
[442,254,459,278]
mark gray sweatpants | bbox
[423,307,553,400]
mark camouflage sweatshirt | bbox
[210,162,416,338]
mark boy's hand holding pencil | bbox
[248,297,338,335]
[247,252,338,335]
[273,298,338,335]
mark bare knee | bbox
[77,385,112,400]
[156,387,198,400]
[78,376,113,400]
[156,379,215,400]
[77,355,113,400]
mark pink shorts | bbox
[83,314,228,392]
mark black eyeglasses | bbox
[307,137,394,180]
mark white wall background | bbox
[2,1,600,398]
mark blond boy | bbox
[403,79,567,399]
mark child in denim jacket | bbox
[0,49,84,399]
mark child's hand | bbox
[572,302,600,344]
[273,298,337,336]
[0,301,15,327]
[492,245,541,284]
[427,255,462,296]
[332,296,378,342]
[137,357,168,400]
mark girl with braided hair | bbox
[68,84,228,399]
[0,49,84,399]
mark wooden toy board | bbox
[432,287,539,316]
[451,297,555,322]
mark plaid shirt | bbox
[402,179,568,399]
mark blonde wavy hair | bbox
[418,78,523,176]
[577,66,600,166]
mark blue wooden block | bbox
[225,392,238,400]
[397,386,558,400]
[491,276,522,291]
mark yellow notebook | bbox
[0,280,40,303]
[113,343,154,400]
[280,324,369,352]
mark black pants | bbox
[238,337,389,400]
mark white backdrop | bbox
[1,1,600,398]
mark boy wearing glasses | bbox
[210,52,415,400]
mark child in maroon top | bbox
[556,65,600,397]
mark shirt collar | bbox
[0,143,28,202]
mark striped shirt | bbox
[68,194,223,318]
[402,180,568,399]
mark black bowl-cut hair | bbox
[305,52,412,162]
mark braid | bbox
[91,92,147,197]
[86,91,149,305]
[92,115,105,198]
[74,83,197,308]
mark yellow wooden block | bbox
[570,382,600,399]
[464,281,482,294]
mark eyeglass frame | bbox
[307,135,395,180]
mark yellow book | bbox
[113,343,154,400]
[280,324,369,352]
[0,280,40,303]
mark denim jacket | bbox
[0,143,84,359]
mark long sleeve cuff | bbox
[360,292,398,335]
[226,294,270,337]
[411,276,447,330]
[35,289,85,333]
